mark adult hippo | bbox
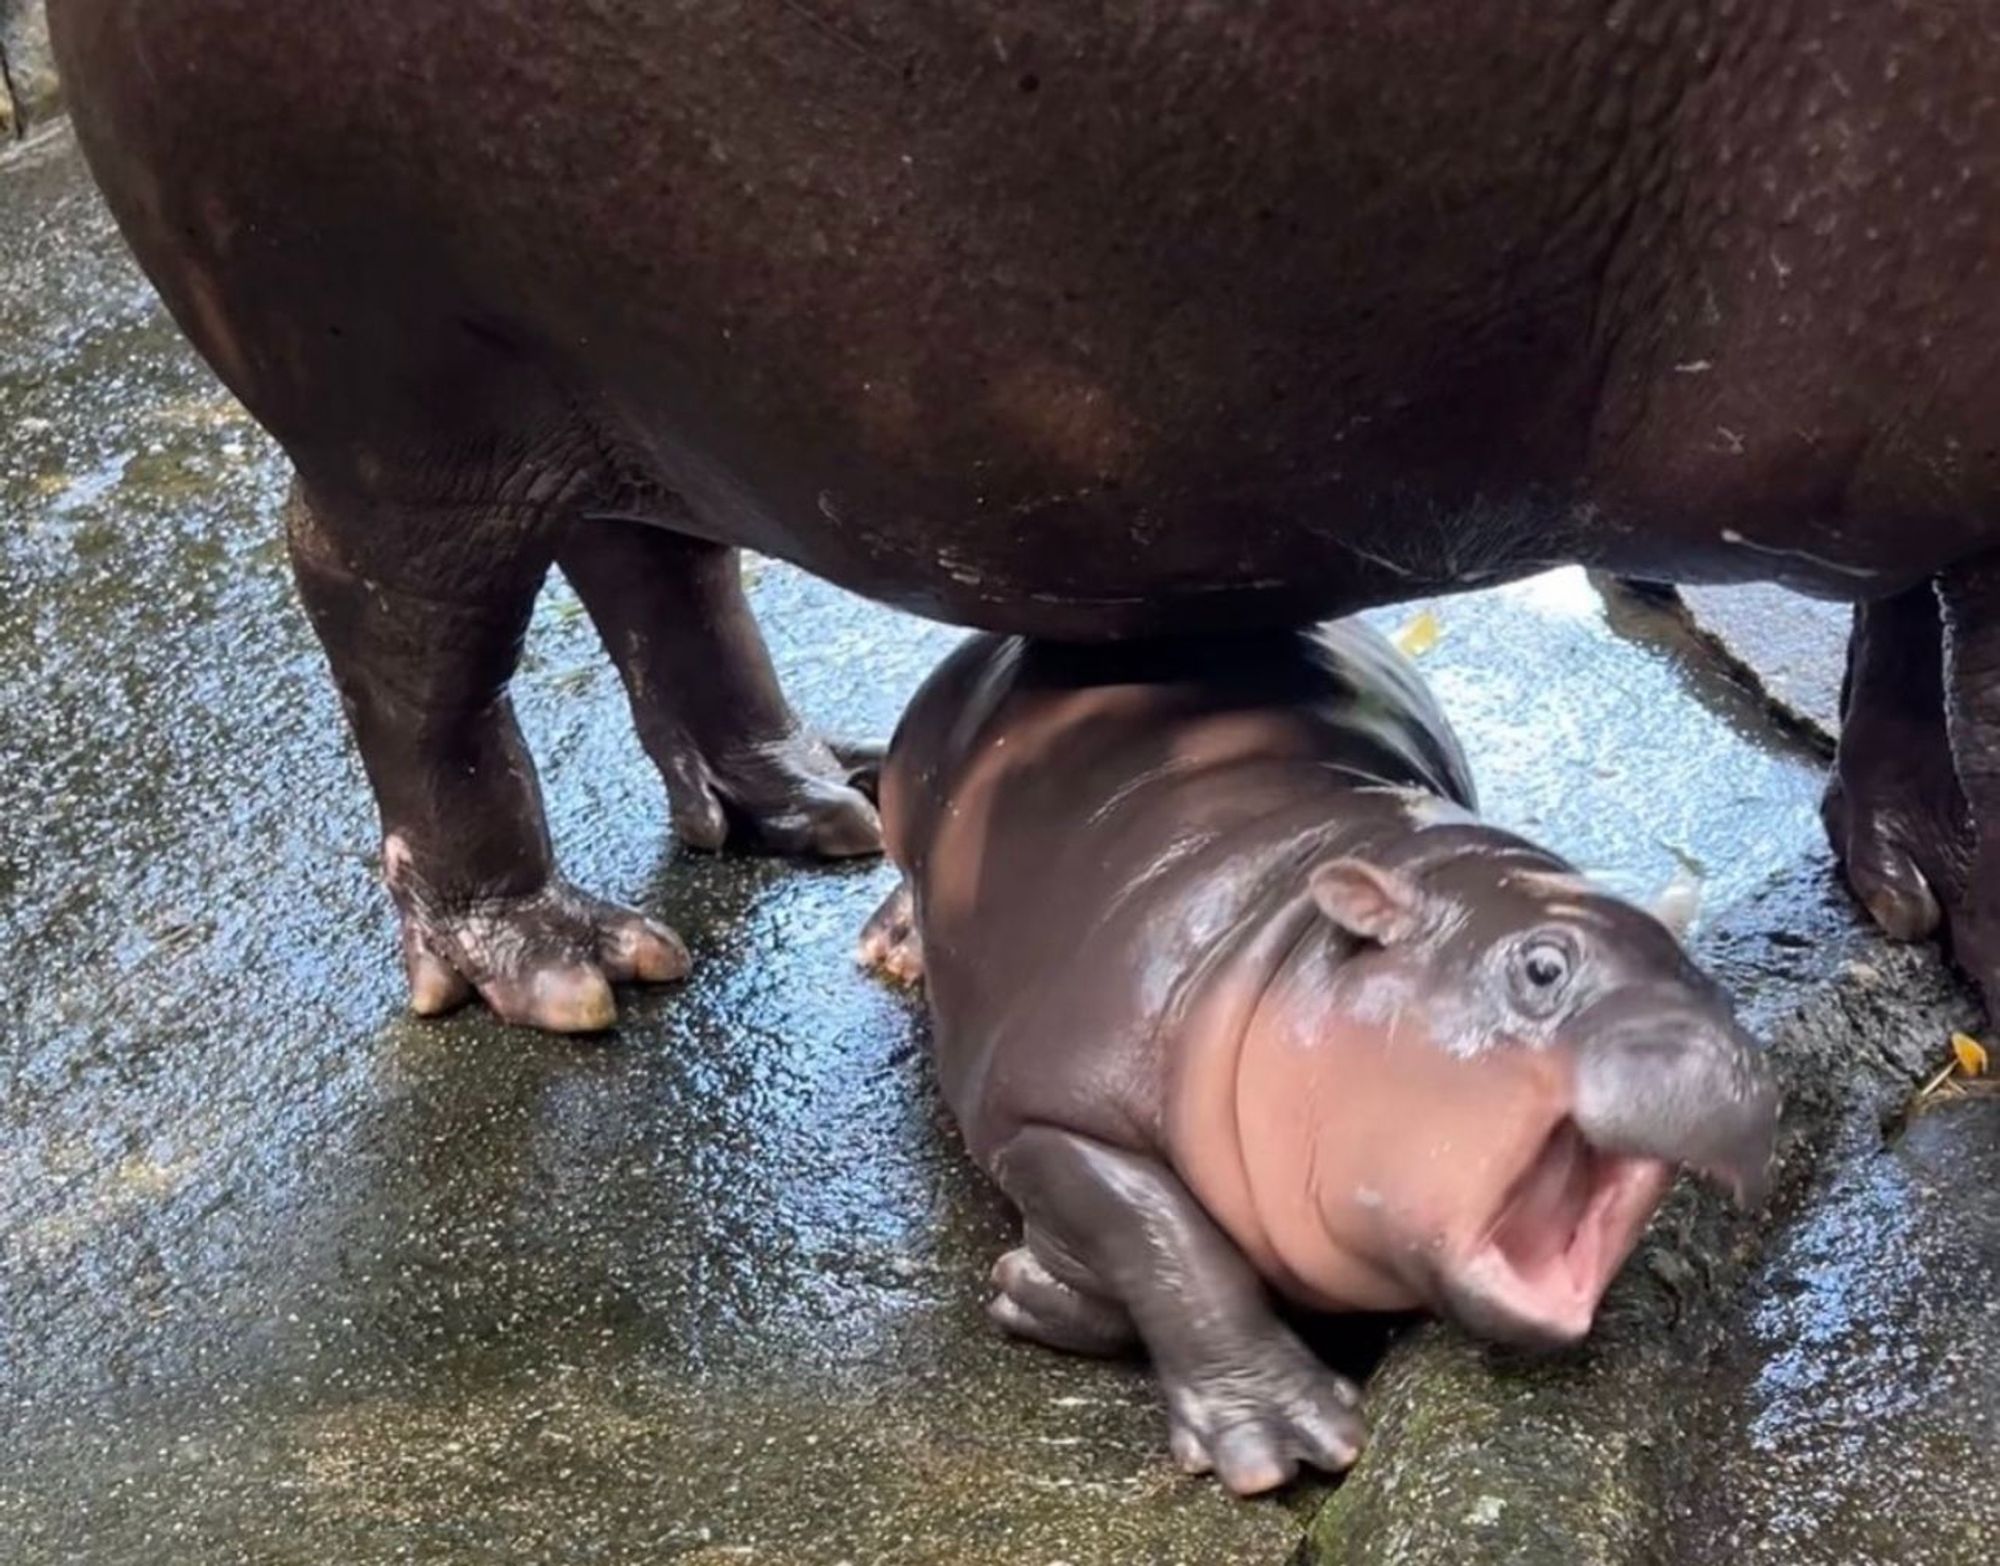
[49,1,2000,1028]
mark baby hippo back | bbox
[877,623,1475,1155]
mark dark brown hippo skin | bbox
[47,2,2000,1028]
[858,622,1778,1493]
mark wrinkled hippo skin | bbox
[49,1,2000,1026]
[860,623,1779,1494]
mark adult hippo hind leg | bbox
[557,520,881,859]
[1935,560,2000,1016]
[1824,585,1972,943]
[994,1125,1364,1495]
[288,482,689,1033]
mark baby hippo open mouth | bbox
[1477,1122,1666,1314]
[1453,1121,1678,1346]
[860,623,1780,1495]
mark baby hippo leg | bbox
[857,881,925,984]
[994,1125,1365,1494]
[988,1235,1136,1355]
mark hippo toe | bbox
[386,839,689,1033]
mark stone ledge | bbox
[1672,583,1846,741]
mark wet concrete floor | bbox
[0,127,1990,1563]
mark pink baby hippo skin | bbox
[861,623,1779,1495]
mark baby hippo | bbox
[860,623,1779,1495]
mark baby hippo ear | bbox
[1308,858,1427,945]
[1651,864,1703,940]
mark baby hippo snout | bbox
[1568,985,1780,1209]
[1441,977,1781,1352]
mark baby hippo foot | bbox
[661,729,883,860]
[856,882,924,986]
[388,847,689,1033]
[1156,1329,1366,1496]
[986,1245,1136,1356]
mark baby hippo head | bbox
[1243,821,1779,1350]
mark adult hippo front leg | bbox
[289,483,689,1033]
[1824,585,1971,942]
[556,520,881,858]
[993,1124,1364,1495]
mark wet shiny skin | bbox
[870,623,1779,1490]
[20,123,1977,1559]
[46,0,2000,1032]
[1219,848,1772,1345]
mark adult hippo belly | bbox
[50,2,2000,1028]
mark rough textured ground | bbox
[2,128,1993,1565]
[0,1,58,142]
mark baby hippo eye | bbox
[1509,936,1576,1015]
[1524,945,1569,988]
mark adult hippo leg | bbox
[994,1125,1363,1495]
[1937,561,2000,1012]
[288,482,688,1032]
[1824,585,1972,942]
[556,520,881,857]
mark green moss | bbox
[1307,1325,1670,1565]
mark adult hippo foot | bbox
[656,728,883,859]
[1823,584,1973,943]
[552,521,883,861]
[856,881,924,985]
[395,876,690,1033]
[1155,1332,1366,1495]
[1822,763,1968,942]
[664,732,884,856]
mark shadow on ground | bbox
[1,128,1992,1565]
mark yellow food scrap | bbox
[1914,1032,1996,1112]
[1395,610,1442,657]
